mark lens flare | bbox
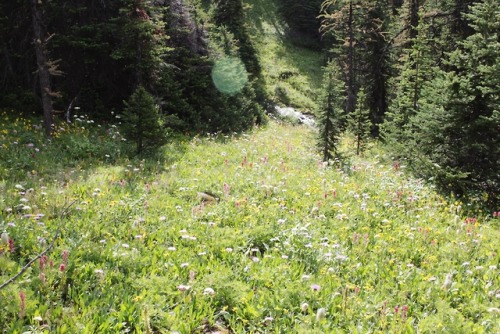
[211,57,248,95]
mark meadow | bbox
[0,111,499,333]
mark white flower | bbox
[316,308,326,322]
[264,316,273,324]
[33,316,43,321]
[177,284,191,292]
[203,287,215,296]
[1,232,9,244]
[301,303,309,312]
[15,184,25,190]
[442,273,453,290]
[180,263,189,268]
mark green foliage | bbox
[121,86,168,154]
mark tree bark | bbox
[31,0,54,137]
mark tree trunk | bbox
[346,0,356,115]
[31,0,54,137]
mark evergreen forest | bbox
[0,0,499,332]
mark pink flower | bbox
[310,284,321,291]
[402,305,408,319]
[19,291,26,318]
[62,249,69,264]
[39,255,48,270]
[59,263,66,271]
[177,284,191,292]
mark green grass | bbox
[243,0,324,113]
[0,111,499,333]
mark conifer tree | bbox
[381,17,436,159]
[317,60,345,162]
[122,85,167,154]
[440,0,499,202]
[348,88,371,155]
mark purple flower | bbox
[310,284,321,291]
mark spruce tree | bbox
[441,0,499,203]
[317,60,345,162]
[348,88,371,155]
[122,85,167,154]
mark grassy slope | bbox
[0,111,499,332]
[243,0,324,113]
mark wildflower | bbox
[62,249,69,264]
[1,232,8,244]
[401,305,408,319]
[59,263,66,271]
[442,273,453,290]
[302,275,310,281]
[301,303,309,312]
[19,291,26,318]
[264,316,273,324]
[39,255,48,270]
[34,315,43,322]
[180,262,189,268]
[310,284,321,292]
[203,287,215,296]
[316,308,326,321]
[177,284,191,292]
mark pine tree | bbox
[317,60,345,162]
